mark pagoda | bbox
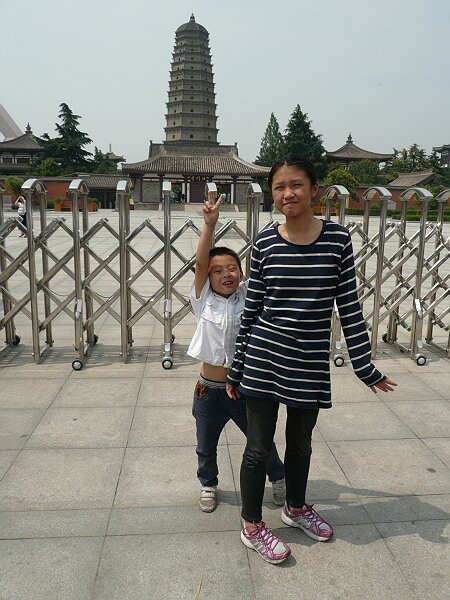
[123,14,269,204]
[326,134,393,169]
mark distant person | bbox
[188,191,285,513]
[226,155,397,564]
[15,195,27,237]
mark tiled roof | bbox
[76,173,131,189]
[327,134,392,161]
[123,144,269,177]
[105,151,124,162]
[387,170,434,188]
[176,14,208,34]
[0,129,44,151]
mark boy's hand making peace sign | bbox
[203,192,224,227]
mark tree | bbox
[348,160,381,185]
[31,157,63,177]
[91,147,118,174]
[323,165,360,200]
[384,143,431,178]
[256,113,284,166]
[283,105,327,179]
[3,175,24,197]
[38,103,93,174]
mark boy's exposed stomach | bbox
[201,362,229,383]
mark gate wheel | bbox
[162,358,173,370]
[334,356,345,367]
[72,359,83,371]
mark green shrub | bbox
[46,200,54,209]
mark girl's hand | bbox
[226,382,241,400]
[203,192,223,226]
[371,377,397,394]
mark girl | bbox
[226,155,397,564]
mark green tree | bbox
[38,103,93,174]
[256,113,284,166]
[31,157,62,177]
[323,166,360,200]
[384,143,431,178]
[3,175,24,196]
[91,147,118,174]
[283,105,327,178]
[348,160,381,185]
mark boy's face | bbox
[208,255,243,298]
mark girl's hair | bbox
[268,155,318,188]
[209,246,243,273]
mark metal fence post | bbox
[245,183,262,275]
[400,187,433,364]
[68,179,90,370]
[323,185,349,366]
[0,184,18,346]
[386,192,409,343]
[162,180,173,369]
[362,187,392,358]
[117,179,131,362]
[426,190,450,356]
[21,178,49,362]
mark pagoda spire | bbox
[164,15,219,146]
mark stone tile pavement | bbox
[0,209,449,599]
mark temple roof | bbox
[387,170,434,188]
[326,134,393,162]
[123,144,269,177]
[105,151,124,163]
[0,124,44,151]
[176,14,208,34]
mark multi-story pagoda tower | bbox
[123,15,270,204]
[165,14,218,146]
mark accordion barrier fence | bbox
[0,179,449,369]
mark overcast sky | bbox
[2,0,449,164]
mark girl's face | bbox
[271,165,318,219]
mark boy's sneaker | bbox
[241,522,291,564]
[198,486,217,513]
[281,503,333,541]
[271,478,286,506]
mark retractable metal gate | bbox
[1,178,449,369]
[115,181,263,368]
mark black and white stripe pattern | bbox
[227,221,385,408]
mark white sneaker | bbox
[271,478,286,506]
[199,486,217,512]
[241,522,291,564]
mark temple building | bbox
[0,124,44,176]
[433,144,450,168]
[326,134,393,169]
[123,14,269,204]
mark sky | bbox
[1,0,449,165]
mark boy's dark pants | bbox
[240,395,319,523]
[192,382,284,487]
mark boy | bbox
[187,192,285,512]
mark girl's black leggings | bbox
[240,395,319,523]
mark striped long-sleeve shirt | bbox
[227,221,385,408]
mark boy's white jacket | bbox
[188,279,248,368]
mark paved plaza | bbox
[0,208,449,599]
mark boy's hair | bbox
[268,154,318,188]
[208,246,243,273]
